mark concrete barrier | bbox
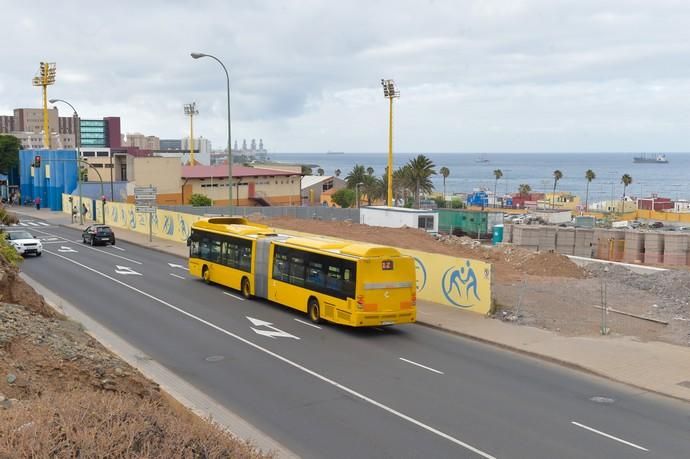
[574,228,595,258]
[644,232,664,264]
[662,233,688,266]
[538,226,557,251]
[503,223,513,243]
[555,227,575,255]
[623,231,645,264]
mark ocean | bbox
[270,152,690,202]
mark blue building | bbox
[466,190,489,208]
[19,149,78,211]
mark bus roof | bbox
[192,217,275,237]
[280,237,402,259]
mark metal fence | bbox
[159,205,360,222]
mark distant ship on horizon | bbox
[633,153,668,164]
[327,151,345,155]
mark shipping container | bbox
[437,209,503,238]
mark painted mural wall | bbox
[61,194,493,314]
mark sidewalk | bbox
[14,208,690,403]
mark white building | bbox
[181,136,212,165]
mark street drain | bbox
[205,355,225,362]
[590,396,615,404]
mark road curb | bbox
[20,273,298,458]
[416,320,690,404]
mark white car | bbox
[5,230,43,256]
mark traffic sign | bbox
[135,205,157,213]
[134,186,157,201]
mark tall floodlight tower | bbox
[32,62,57,149]
[381,79,399,207]
[184,102,199,165]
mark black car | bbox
[82,225,116,246]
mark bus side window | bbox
[326,263,342,291]
[199,237,210,260]
[289,255,305,286]
[306,261,325,288]
[239,245,252,271]
[210,240,222,263]
[342,264,356,298]
[272,248,289,281]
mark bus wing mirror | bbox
[186,237,191,247]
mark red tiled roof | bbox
[181,164,298,179]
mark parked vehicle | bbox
[82,225,116,246]
[4,230,42,256]
[650,222,664,229]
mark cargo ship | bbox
[633,153,668,164]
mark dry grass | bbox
[0,390,271,458]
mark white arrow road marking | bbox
[571,422,649,451]
[38,222,50,226]
[169,273,185,280]
[168,263,187,270]
[115,265,142,276]
[57,246,78,253]
[247,317,300,340]
[18,222,27,227]
[40,237,60,242]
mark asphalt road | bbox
[19,219,690,458]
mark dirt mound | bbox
[0,254,56,318]
[517,251,587,278]
[264,217,585,282]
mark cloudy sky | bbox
[2,0,690,153]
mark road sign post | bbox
[134,186,157,242]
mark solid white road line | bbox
[169,273,186,280]
[30,228,142,265]
[399,357,445,375]
[27,222,39,226]
[44,249,495,459]
[571,421,649,452]
[223,291,246,301]
[294,318,322,329]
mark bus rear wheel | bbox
[308,298,322,324]
[241,277,251,299]
[202,266,211,284]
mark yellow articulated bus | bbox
[188,217,416,327]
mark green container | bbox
[492,224,504,245]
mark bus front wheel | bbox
[308,298,322,324]
[241,277,251,299]
[202,266,211,284]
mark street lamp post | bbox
[355,182,364,209]
[191,52,232,215]
[381,79,400,207]
[49,98,83,224]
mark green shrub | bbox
[189,194,212,207]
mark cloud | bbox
[2,0,690,152]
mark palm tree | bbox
[552,170,563,209]
[366,166,374,176]
[345,164,368,188]
[493,169,503,208]
[405,155,436,208]
[518,183,532,196]
[317,168,324,176]
[439,167,450,208]
[584,169,596,212]
[334,168,341,177]
[621,173,633,213]
[301,165,312,175]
